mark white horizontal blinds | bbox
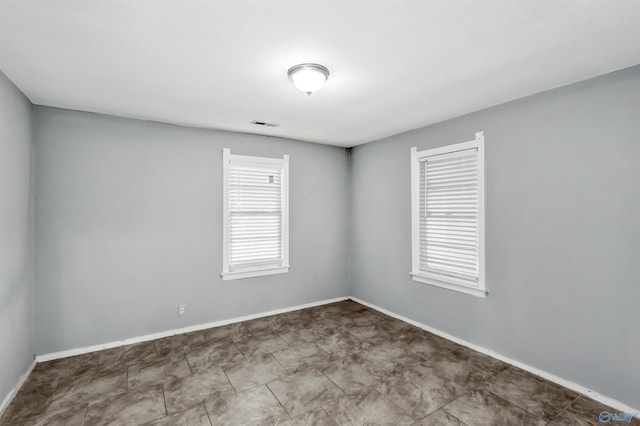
[420,148,479,283]
[229,163,283,271]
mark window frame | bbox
[410,131,486,298]
[221,148,290,281]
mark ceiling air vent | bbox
[251,120,279,128]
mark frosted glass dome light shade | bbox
[287,63,330,96]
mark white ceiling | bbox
[1,1,639,147]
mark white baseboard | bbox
[36,296,348,362]
[0,360,36,419]
[349,296,639,416]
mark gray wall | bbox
[0,71,33,405]
[33,107,349,355]
[350,66,640,408]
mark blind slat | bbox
[419,147,479,281]
[229,161,284,270]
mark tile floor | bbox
[0,301,634,425]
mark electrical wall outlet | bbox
[177,304,187,317]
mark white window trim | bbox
[221,148,290,281]
[410,131,487,298]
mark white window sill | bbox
[410,272,487,298]
[221,265,290,281]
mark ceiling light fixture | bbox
[287,63,330,96]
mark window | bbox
[410,132,486,298]
[221,148,289,280]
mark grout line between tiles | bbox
[484,366,579,422]
[230,340,245,361]
[372,386,418,420]
[221,367,238,394]
[547,394,582,424]
[183,353,195,374]
[161,384,168,418]
[434,386,476,417]
[482,387,548,423]
[411,407,469,426]
[202,402,214,426]
[317,367,347,395]
[318,362,412,422]
[270,352,292,375]
[265,382,292,420]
